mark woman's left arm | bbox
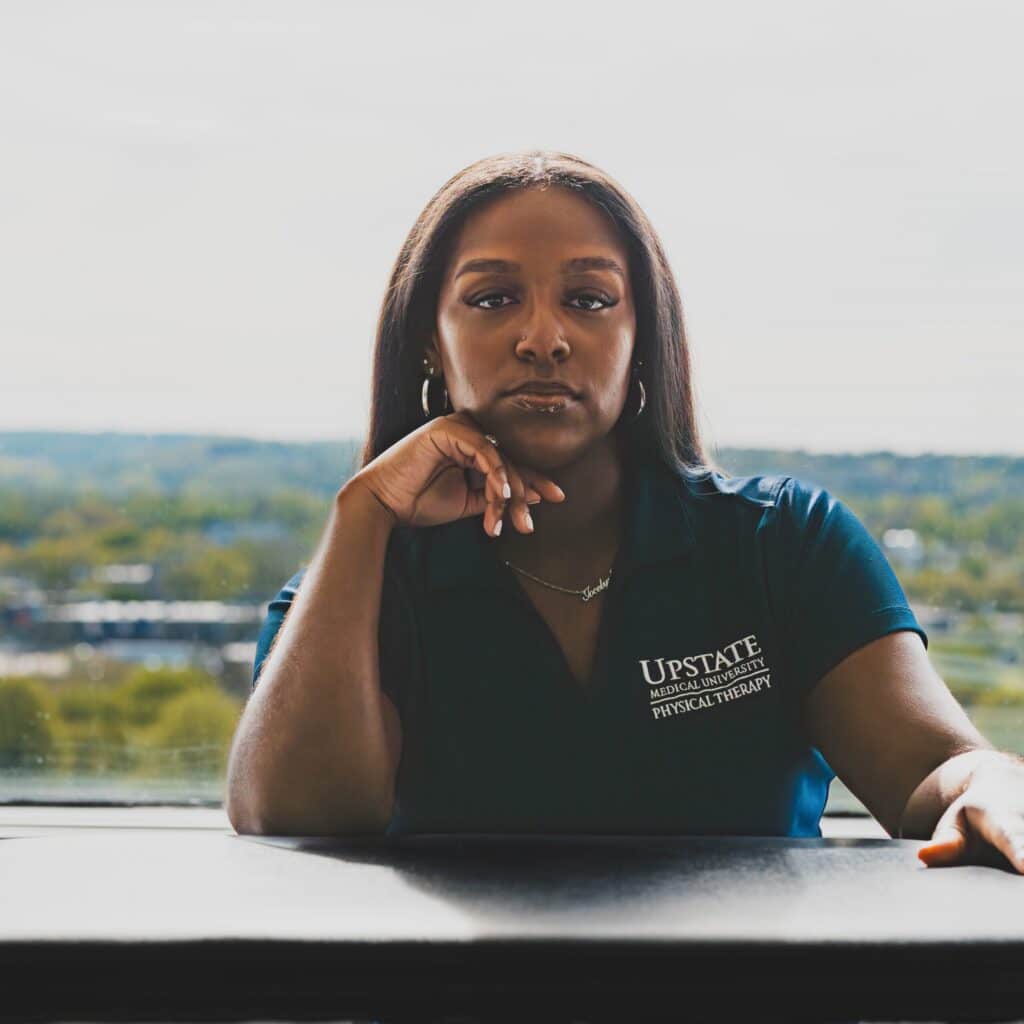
[801,629,1024,873]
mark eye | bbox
[469,291,616,312]
[471,292,515,311]
[569,292,616,312]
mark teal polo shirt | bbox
[252,451,928,838]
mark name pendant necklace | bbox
[480,431,613,603]
[502,560,613,603]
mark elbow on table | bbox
[225,783,395,837]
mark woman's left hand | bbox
[917,753,1024,873]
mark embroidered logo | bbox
[639,633,772,720]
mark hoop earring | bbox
[632,378,646,420]
[421,359,450,419]
[631,360,646,420]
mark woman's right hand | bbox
[349,411,566,537]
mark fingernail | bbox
[502,482,512,500]
[524,512,534,532]
[494,518,502,536]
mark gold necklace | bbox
[502,560,613,603]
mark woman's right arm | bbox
[224,475,402,836]
[225,411,566,836]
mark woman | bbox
[229,150,1024,872]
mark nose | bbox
[513,304,571,363]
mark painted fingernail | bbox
[502,482,512,500]
[524,512,534,532]
[493,518,502,536]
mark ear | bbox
[425,334,441,372]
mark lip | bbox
[507,392,580,413]
[504,381,581,398]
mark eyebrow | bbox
[453,256,626,280]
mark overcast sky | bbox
[1,0,1021,456]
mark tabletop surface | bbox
[2,819,1022,945]
[5,808,1024,1023]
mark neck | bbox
[493,432,628,579]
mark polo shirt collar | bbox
[418,452,699,593]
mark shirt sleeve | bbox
[769,475,929,701]
[250,548,420,722]
[251,569,306,693]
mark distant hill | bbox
[0,431,1021,504]
[0,432,362,498]
[713,447,1024,505]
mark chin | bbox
[498,431,597,474]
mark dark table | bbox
[2,827,1024,1023]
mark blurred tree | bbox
[12,534,98,589]
[0,677,57,770]
[112,665,217,727]
[161,545,253,599]
[151,689,242,777]
[57,685,122,725]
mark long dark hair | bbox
[357,149,724,481]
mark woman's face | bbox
[431,185,637,472]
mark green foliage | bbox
[905,569,993,612]
[0,431,360,498]
[1,434,1020,606]
[57,686,122,725]
[58,713,133,775]
[965,703,1024,756]
[38,496,134,539]
[96,523,145,552]
[161,544,254,599]
[904,566,1024,613]
[931,639,995,659]
[149,689,242,776]
[960,553,988,581]
[0,472,328,600]
[715,449,1024,505]
[973,682,1024,710]
[111,666,218,726]
[986,574,1024,613]
[11,534,98,589]
[0,667,242,778]
[0,677,58,770]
